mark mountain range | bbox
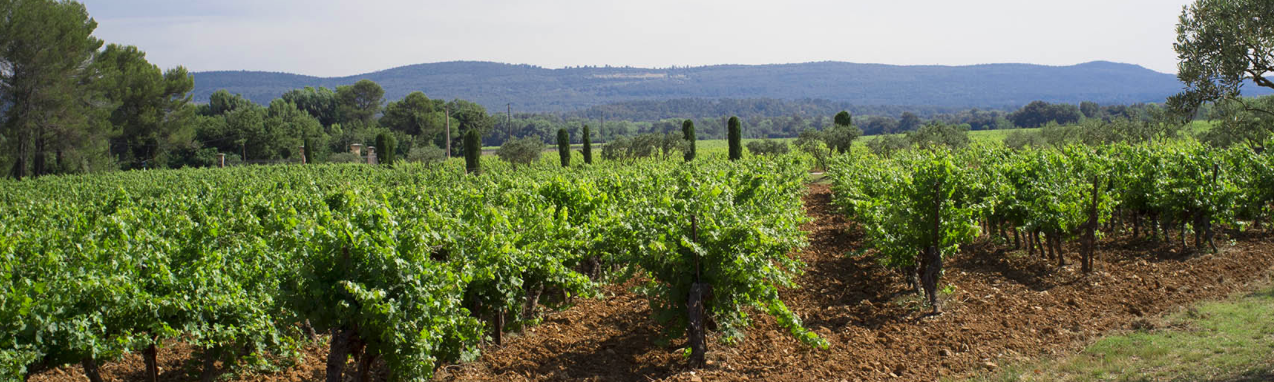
[191,60,1265,113]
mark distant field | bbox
[483,121,1219,154]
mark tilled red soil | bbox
[32,184,1274,381]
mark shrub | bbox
[746,139,790,156]
[498,137,543,168]
[407,144,446,164]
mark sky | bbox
[81,0,1194,77]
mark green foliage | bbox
[0,152,823,380]
[795,129,832,170]
[745,139,790,156]
[1171,0,1274,116]
[406,144,446,164]
[727,116,742,161]
[581,124,593,164]
[1199,96,1274,151]
[496,137,543,168]
[1008,101,1083,128]
[834,111,853,127]
[335,79,384,127]
[865,135,909,158]
[906,122,970,149]
[281,86,339,127]
[557,128,570,167]
[464,129,481,174]
[830,149,980,278]
[823,124,863,154]
[381,91,445,139]
[682,119,696,162]
[601,133,683,162]
[0,0,105,178]
[375,132,397,165]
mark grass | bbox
[968,281,1274,382]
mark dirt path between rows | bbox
[31,183,1274,382]
[438,183,1274,381]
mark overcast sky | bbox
[81,0,1193,77]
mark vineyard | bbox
[3,139,1274,381]
[0,156,819,381]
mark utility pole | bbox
[445,104,451,159]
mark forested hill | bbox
[193,60,1203,112]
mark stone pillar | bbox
[217,153,225,168]
[350,143,363,157]
[367,146,377,165]
[299,145,306,164]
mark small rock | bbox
[983,361,998,370]
[939,349,952,357]
[690,376,703,382]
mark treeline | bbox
[0,0,1224,179]
[0,0,502,178]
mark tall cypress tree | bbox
[682,119,696,162]
[727,116,742,161]
[464,129,481,174]
[557,128,571,167]
[375,132,397,165]
[581,124,592,164]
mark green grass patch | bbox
[969,284,1274,382]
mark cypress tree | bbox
[303,137,313,163]
[727,116,742,161]
[582,124,593,164]
[682,119,696,162]
[557,128,571,167]
[464,129,481,174]
[375,132,397,165]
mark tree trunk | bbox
[326,327,355,382]
[303,319,319,341]
[687,282,711,368]
[143,343,159,382]
[523,281,544,320]
[1083,176,1099,273]
[924,177,943,314]
[922,246,942,314]
[494,307,504,346]
[1133,212,1141,238]
[1053,231,1064,267]
[80,358,105,382]
[1013,227,1021,250]
[199,347,219,382]
[355,348,379,382]
[1180,222,1187,252]
[10,129,29,179]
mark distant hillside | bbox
[190,61,1265,113]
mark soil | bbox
[30,183,1274,382]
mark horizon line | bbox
[190,59,1171,78]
